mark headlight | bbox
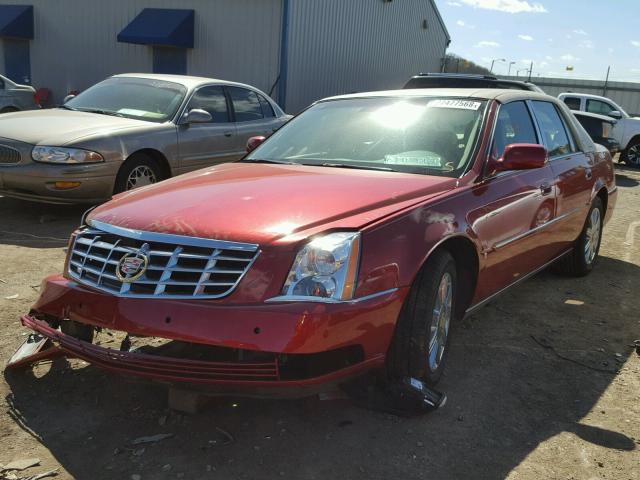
[281,232,361,301]
[32,146,104,164]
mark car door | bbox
[529,100,594,250]
[470,101,558,300]
[176,85,238,174]
[227,86,283,150]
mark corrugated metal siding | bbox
[504,75,640,117]
[0,0,281,104]
[285,0,449,112]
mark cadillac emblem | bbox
[116,249,149,283]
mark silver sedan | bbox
[0,74,289,204]
[0,74,39,113]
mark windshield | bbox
[65,77,187,123]
[245,97,487,177]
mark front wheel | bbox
[553,197,603,277]
[622,140,640,167]
[386,250,457,386]
[114,154,162,194]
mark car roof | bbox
[111,73,262,92]
[406,73,540,90]
[559,92,612,101]
[320,88,555,104]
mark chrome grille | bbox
[67,221,260,298]
[0,144,21,164]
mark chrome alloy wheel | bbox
[584,207,601,264]
[428,272,452,371]
[627,144,640,166]
[126,165,157,190]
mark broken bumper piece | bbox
[12,315,384,396]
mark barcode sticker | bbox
[428,99,482,110]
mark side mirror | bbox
[607,110,622,120]
[246,135,266,153]
[496,143,547,171]
[63,94,76,104]
[181,108,212,125]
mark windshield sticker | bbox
[428,99,482,110]
[117,109,164,118]
[117,108,148,116]
[384,151,442,167]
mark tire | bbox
[114,153,163,194]
[622,139,640,167]
[0,107,18,114]
[553,197,604,277]
[386,249,457,386]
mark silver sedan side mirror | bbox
[181,108,212,125]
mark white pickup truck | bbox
[559,92,640,166]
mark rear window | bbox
[563,97,581,110]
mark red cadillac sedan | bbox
[10,89,616,395]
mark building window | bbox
[152,47,187,75]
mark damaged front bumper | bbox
[8,274,408,396]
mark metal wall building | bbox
[0,0,450,112]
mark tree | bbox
[442,53,492,75]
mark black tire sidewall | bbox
[422,258,457,385]
[387,250,457,386]
[577,198,604,273]
[623,141,640,167]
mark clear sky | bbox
[435,0,640,82]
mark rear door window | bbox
[530,101,575,157]
[258,94,275,118]
[562,97,581,110]
[228,87,264,122]
[492,101,538,158]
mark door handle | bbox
[585,168,593,180]
[540,182,552,195]
[224,131,233,137]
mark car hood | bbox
[0,109,154,145]
[88,162,457,245]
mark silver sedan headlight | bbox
[281,232,361,301]
[32,146,104,164]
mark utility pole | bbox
[508,61,516,76]
[603,66,610,96]
[527,61,533,82]
[490,58,505,73]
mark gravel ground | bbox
[0,163,638,480]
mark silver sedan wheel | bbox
[126,165,157,190]
[428,272,452,372]
[584,207,601,264]
[627,144,640,166]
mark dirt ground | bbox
[0,163,638,480]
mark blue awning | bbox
[117,8,194,48]
[0,5,33,39]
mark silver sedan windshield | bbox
[65,77,187,123]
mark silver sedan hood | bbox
[0,109,157,145]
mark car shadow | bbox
[3,256,637,479]
[0,196,86,248]
[615,173,639,188]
